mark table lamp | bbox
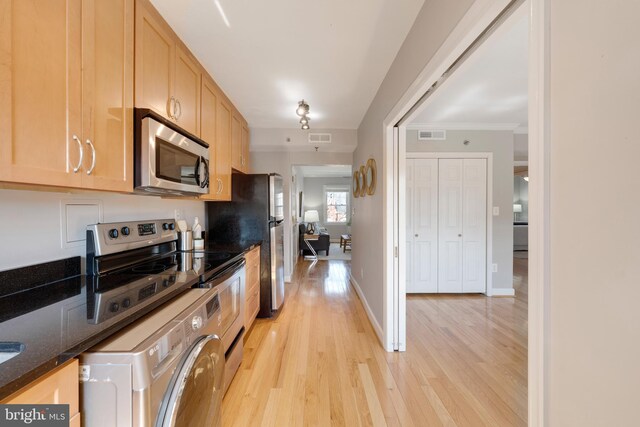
[304,210,320,234]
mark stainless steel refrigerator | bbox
[205,173,285,317]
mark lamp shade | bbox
[513,204,523,213]
[304,210,320,223]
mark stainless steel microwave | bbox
[134,109,209,196]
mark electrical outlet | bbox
[492,263,498,273]
[493,206,500,216]
[174,209,183,221]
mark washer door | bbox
[156,335,225,427]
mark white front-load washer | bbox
[80,288,225,427]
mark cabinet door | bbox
[462,159,487,293]
[438,159,464,293]
[412,159,438,293]
[81,0,133,192]
[0,0,83,188]
[231,112,242,171]
[216,98,232,201]
[134,0,174,120]
[174,45,200,136]
[2,359,79,418]
[200,77,219,201]
[241,123,250,173]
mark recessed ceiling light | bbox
[214,0,231,28]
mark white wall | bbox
[251,128,357,153]
[250,149,353,279]
[513,133,528,161]
[406,129,514,290]
[547,1,640,424]
[0,189,204,272]
[302,177,351,240]
[353,0,475,327]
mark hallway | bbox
[222,259,527,426]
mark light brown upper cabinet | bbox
[216,98,233,201]
[201,77,221,201]
[231,112,243,172]
[0,0,133,191]
[135,0,201,136]
[241,123,250,173]
[82,0,134,191]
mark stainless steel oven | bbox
[135,108,210,196]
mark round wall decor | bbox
[365,158,377,195]
[359,165,367,197]
[352,170,361,198]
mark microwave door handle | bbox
[194,156,201,187]
[202,157,210,188]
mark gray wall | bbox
[547,1,640,424]
[250,150,353,279]
[513,133,528,161]
[407,129,514,290]
[302,177,351,240]
[352,0,475,327]
[0,189,204,272]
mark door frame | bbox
[404,152,494,298]
[381,0,549,424]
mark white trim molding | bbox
[406,122,523,131]
[349,274,384,345]
[491,287,516,296]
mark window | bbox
[324,186,350,223]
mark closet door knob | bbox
[414,234,418,237]
[458,234,462,237]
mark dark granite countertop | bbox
[202,240,262,254]
[0,257,199,400]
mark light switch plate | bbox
[493,206,500,216]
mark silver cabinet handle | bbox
[72,134,83,173]
[86,139,96,175]
[175,99,182,120]
[217,178,223,194]
[168,97,176,119]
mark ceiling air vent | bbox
[418,129,446,140]
[308,133,332,144]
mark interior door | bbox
[405,159,414,292]
[462,159,487,292]
[438,159,464,293]
[411,159,439,292]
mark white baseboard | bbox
[285,275,291,283]
[349,274,384,345]
[491,287,515,296]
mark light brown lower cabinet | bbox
[244,246,261,331]
[1,359,80,423]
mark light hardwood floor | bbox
[222,257,528,426]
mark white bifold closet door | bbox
[406,159,438,292]
[438,158,487,293]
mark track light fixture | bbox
[296,100,310,117]
[296,99,311,130]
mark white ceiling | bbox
[409,11,528,130]
[297,165,352,178]
[151,0,425,130]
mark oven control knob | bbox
[121,226,130,236]
[169,223,175,231]
[162,223,169,231]
[108,229,119,239]
[110,302,120,312]
[192,316,203,331]
[122,298,131,308]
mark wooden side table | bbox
[340,234,352,253]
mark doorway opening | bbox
[386,1,533,424]
[291,165,353,265]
